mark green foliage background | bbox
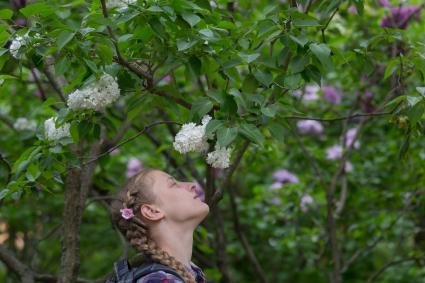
[0,0,425,282]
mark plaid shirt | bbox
[136,261,207,283]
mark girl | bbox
[110,167,210,283]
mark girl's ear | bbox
[140,204,164,221]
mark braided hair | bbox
[110,168,197,283]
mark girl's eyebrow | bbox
[168,176,176,183]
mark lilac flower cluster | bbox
[297,119,324,135]
[325,128,360,172]
[293,84,342,105]
[379,1,422,29]
[126,158,143,178]
[270,169,299,190]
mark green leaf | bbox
[84,59,98,73]
[188,56,202,76]
[177,38,197,51]
[0,9,13,20]
[70,122,79,143]
[20,2,54,17]
[257,19,278,38]
[57,30,75,50]
[54,57,69,76]
[304,65,321,86]
[181,12,201,27]
[416,87,425,96]
[268,122,285,142]
[253,70,273,87]
[309,43,333,69]
[149,18,167,39]
[242,74,259,92]
[205,119,224,136]
[283,73,303,89]
[289,35,309,47]
[290,55,309,73]
[206,90,225,104]
[384,59,399,80]
[217,127,238,147]
[240,123,264,145]
[97,44,113,65]
[12,146,41,174]
[198,28,215,39]
[0,75,18,85]
[406,96,422,107]
[261,104,279,118]
[190,97,213,120]
[384,95,406,108]
[292,14,321,27]
[238,52,260,64]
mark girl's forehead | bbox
[151,170,172,184]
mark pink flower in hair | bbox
[120,208,134,220]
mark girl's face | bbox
[144,170,210,224]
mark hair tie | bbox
[120,208,134,220]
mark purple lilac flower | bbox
[15,18,27,26]
[120,208,134,220]
[348,5,357,14]
[297,120,324,135]
[194,180,205,202]
[161,75,172,84]
[10,0,26,10]
[293,85,320,102]
[377,0,391,7]
[126,158,143,178]
[270,181,283,190]
[303,85,320,102]
[381,5,422,29]
[326,145,343,160]
[343,128,360,149]
[300,194,314,213]
[272,169,299,184]
[322,86,342,104]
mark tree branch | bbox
[209,139,251,209]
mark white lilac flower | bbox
[9,33,40,59]
[344,161,353,172]
[300,194,314,213]
[44,117,71,141]
[67,74,120,111]
[296,120,324,135]
[206,143,232,168]
[13,117,37,132]
[326,144,343,160]
[173,115,212,154]
[9,35,28,59]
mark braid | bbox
[110,168,197,283]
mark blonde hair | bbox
[110,167,197,283]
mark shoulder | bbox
[135,270,185,283]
